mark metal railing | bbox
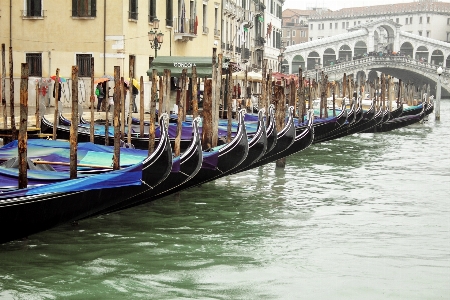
[303,55,450,80]
[174,18,196,34]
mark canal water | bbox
[1,101,449,299]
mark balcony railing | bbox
[128,11,138,20]
[214,28,220,37]
[203,26,209,34]
[174,17,197,41]
[21,9,45,18]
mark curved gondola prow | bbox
[180,116,203,179]
[215,109,249,173]
[265,104,277,153]
[141,113,172,186]
[249,108,267,149]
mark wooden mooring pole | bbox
[1,44,6,132]
[139,76,144,137]
[113,66,121,170]
[69,66,79,179]
[9,47,16,141]
[274,84,286,168]
[127,56,134,145]
[148,69,157,155]
[52,68,60,140]
[192,66,198,119]
[35,80,40,129]
[174,68,187,156]
[18,63,29,189]
[90,57,95,142]
[202,79,212,149]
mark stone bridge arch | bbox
[307,51,321,71]
[400,42,414,57]
[338,44,352,62]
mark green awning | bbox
[147,56,228,78]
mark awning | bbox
[147,56,228,78]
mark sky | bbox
[282,0,439,11]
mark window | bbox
[310,24,313,30]
[448,18,450,25]
[214,7,219,35]
[149,0,156,22]
[72,0,96,17]
[166,0,173,26]
[287,30,290,37]
[292,41,295,45]
[129,0,138,20]
[342,22,345,29]
[420,16,423,24]
[26,53,42,77]
[292,30,296,37]
[427,16,430,23]
[76,54,92,77]
[427,31,430,37]
[358,21,361,24]
[286,41,290,46]
[330,23,332,29]
[410,17,412,24]
[335,22,338,29]
[405,18,408,24]
[396,18,399,23]
[419,31,422,36]
[354,21,356,26]
[202,3,208,33]
[25,0,42,17]
[346,22,349,28]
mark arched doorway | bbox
[338,45,352,62]
[323,48,336,66]
[447,55,450,68]
[307,51,321,71]
[400,42,413,58]
[354,41,367,59]
[368,70,378,84]
[431,50,444,66]
[415,46,429,62]
[292,55,305,72]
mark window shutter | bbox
[91,0,97,17]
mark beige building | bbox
[0,0,221,109]
[281,9,312,47]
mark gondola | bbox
[374,101,428,133]
[90,117,204,215]
[148,109,249,198]
[313,99,362,144]
[0,115,173,244]
[243,109,315,170]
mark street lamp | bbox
[436,66,443,120]
[148,18,164,58]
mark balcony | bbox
[214,29,221,37]
[174,17,197,42]
[202,26,209,34]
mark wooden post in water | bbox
[1,44,6,131]
[298,67,303,119]
[105,101,109,146]
[332,82,336,117]
[397,79,402,108]
[211,52,221,147]
[192,66,198,119]
[113,66,121,170]
[227,66,233,143]
[52,68,60,140]
[18,63,29,189]
[202,79,212,149]
[9,47,17,141]
[289,78,295,117]
[149,69,157,155]
[308,78,312,110]
[163,69,171,115]
[381,73,386,111]
[90,57,95,142]
[70,66,79,179]
[267,69,273,112]
[261,59,268,118]
[139,76,144,137]
[174,68,187,156]
[388,76,393,111]
[244,67,248,111]
[127,57,134,145]
[35,81,40,128]
[158,74,164,120]
[120,77,125,140]
[274,84,286,168]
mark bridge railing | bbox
[303,56,449,80]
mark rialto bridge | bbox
[283,19,450,95]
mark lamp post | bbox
[277,43,286,73]
[436,66,443,120]
[148,18,164,58]
[315,58,319,82]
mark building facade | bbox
[221,0,283,73]
[308,0,450,43]
[0,0,221,107]
[281,9,312,47]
